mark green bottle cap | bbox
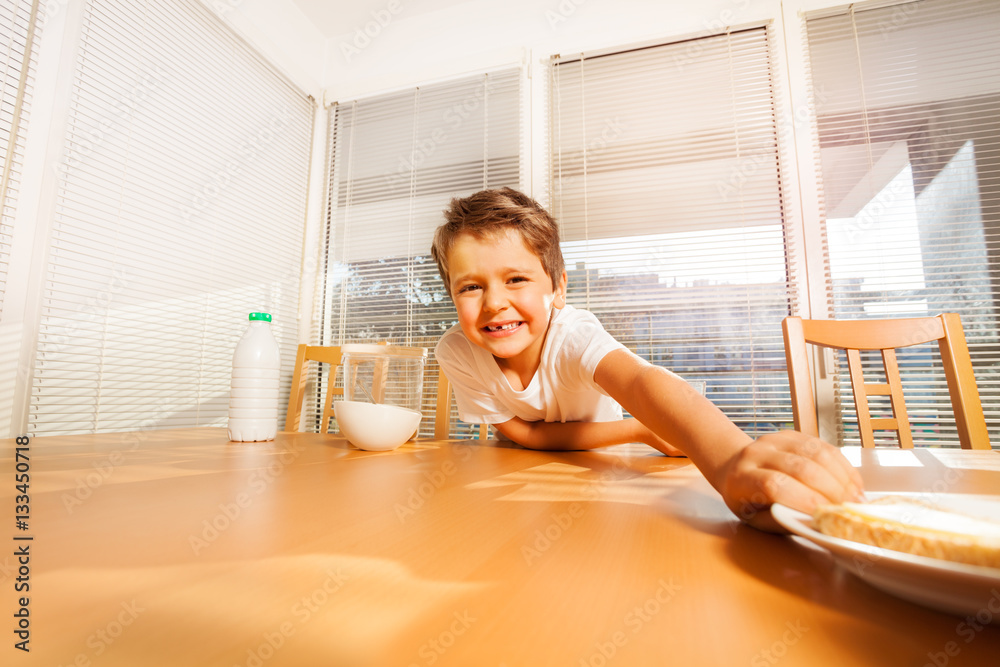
[248,312,272,322]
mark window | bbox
[550,27,796,435]
[805,0,1000,445]
[0,0,40,311]
[28,0,314,435]
[315,68,522,436]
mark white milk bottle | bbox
[228,312,281,442]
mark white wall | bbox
[197,0,328,96]
[219,0,794,101]
[216,0,996,114]
[323,0,787,101]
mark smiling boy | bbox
[431,187,863,531]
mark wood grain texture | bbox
[2,429,999,666]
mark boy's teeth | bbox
[487,322,519,332]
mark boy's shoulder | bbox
[435,321,469,355]
[548,304,610,340]
[551,303,596,325]
[546,305,623,360]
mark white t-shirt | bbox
[435,304,626,425]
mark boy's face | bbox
[447,229,567,380]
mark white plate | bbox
[772,494,1000,620]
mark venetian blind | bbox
[551,27,796,435]
[805,0,1000,446]
[28,0,313,435]
[0,0,40,312]
[315,68,522,436]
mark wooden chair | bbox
[782,314,990,449]
[287,343,489,440]
[434,368,490,441]
[285,344,343,433]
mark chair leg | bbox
[845,349,876,448]
[880,348,913,448]
[938,314,991,449]
[434,370,453,440]
[285,344,308,432]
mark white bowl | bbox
[333,400,422,451]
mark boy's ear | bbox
[554,270,567,308]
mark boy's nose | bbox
[483,288,508,313]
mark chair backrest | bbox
[434,368,489,441]
[288,343,489,440]
[285,344,343,433]
[782,314,989,449]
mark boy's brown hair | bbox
[431,187,565,297]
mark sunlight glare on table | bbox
[925,447,1000,471]
[874,449,923,467]
[464,461,688,505]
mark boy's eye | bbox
[508,276,527,284]
[457,284,481,294]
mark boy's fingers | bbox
[723,434,864,524]
[761,473,832,519]
[724,469,829,533]
[720,431,868,531]
[763,453,859,508]
[806,439,865,494]
[766,431,865,501]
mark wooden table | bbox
[2,428,999,666]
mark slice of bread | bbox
[812,495,1000,569]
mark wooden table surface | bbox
[2,428,999,666]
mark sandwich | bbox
[812,495,1000,569]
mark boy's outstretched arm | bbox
[593,349,865,532]
[492,415,686,456]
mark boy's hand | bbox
[715,431,865,533]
